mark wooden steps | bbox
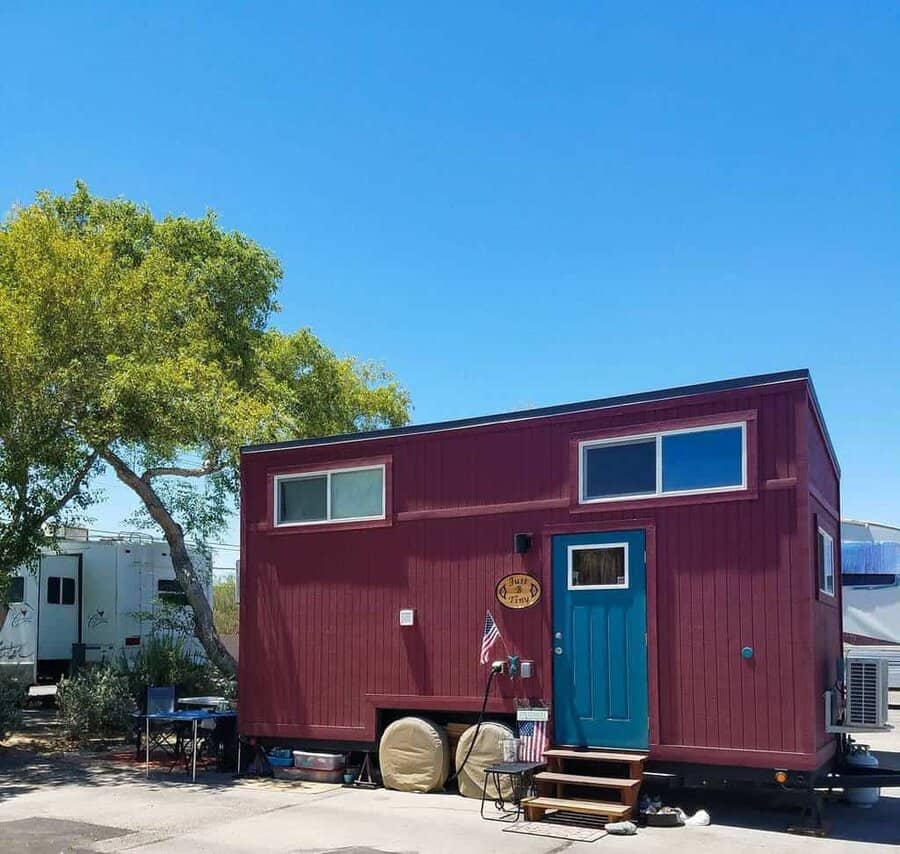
[535,771,641,791]
[522,747,648,825]
[543,749,648,764]
[520,796,631,823]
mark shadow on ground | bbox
[0,817,130,854]
[647,785,899,845]
[1,706,238,804]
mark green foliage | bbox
[117,634,224,704]
[131,599,197,638]
[57,665,136,744]
[0,182,410,667]
[0,672,25,742]
[212,577,238,635]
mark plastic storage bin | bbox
[292,750,345,771]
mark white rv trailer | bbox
[0,531,211,684]
[842,519,900,690]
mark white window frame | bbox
[578,421,747,504]
[274,464,386,527]
[818,527,835,598]
[567,542,630,591]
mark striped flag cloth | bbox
[518,719,548,763]
[479,610,501,664]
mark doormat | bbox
[503,821,607,842]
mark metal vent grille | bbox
[846,658,887,727]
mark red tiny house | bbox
[239,370,842,778]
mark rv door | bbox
[37,554,81,667]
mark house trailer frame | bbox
[238,369,843,785]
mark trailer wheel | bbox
[455,721,515,799]
[378,716,450,793]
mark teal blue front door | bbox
[552,530,649,749]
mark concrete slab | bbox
[1,709,898,853]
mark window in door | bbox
[568,543,630,590]
[47,576,75,605]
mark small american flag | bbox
[518,719,548,763]
[479,610,501,664]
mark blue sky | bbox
[1,3,898,561]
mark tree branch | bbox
[39,449,100,524]
[141,463,219,481]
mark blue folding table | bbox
[141,709,237,782]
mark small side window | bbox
[61,577,76,605]
[158,579,189,608]
[275,464,386,526]
[818,528,835,597]
[47,576,61,604]
[7,576,25,604]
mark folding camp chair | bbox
[143,686,182,768]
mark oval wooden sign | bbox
[495,573,542,610]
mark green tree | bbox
[0,183,410,675]
[212,576,238,636]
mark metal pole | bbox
[145,716,150,778]
[236,728,241,777]
[192,718,198,782]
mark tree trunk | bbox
[0,603,8,636]
[101,450,237,678]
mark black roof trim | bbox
[242,369,837,465]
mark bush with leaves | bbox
[212,577,238,635]
[117,633,222,707]
[0,672,25,742]
[57,665,136,744]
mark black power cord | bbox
[447,664,501,785]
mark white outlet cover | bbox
[399,609,415,626]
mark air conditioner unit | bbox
[846,657,890,728]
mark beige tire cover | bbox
[379,717,450,793]
[455,721,516,799]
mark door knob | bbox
[554,647,563,655]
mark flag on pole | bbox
[518,719,548,762]
[479,610,501,664]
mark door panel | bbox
[552,530,648,749]
[37,554,80,661]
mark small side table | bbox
[480,761,544,822]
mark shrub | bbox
[57,665,136,744]
[0,672,25,742]
[212,577,238,635]
[118,633,221,707]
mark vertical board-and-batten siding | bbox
[806,391,843,753]
[239,377,838,770]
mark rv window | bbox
[157,579,189,607]
[661,426,744,492]
[818,528,835,597]
[330,467,384,520]
[8,576,25,603]
[47,576,60,604]
[842,572,896,587]
[580,422,745,503]
[582,440,656,499]
[279,475,328,523]
[275,464,385,526]
[61,577,75,605]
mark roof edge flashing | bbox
[241,369,813,456]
